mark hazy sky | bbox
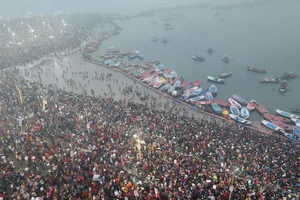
[0,0,277,18]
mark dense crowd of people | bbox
[0,68,299,200]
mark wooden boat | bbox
[188,95,205,102]
[153,82,163,88]
[212,99,230,108]
[232,95,248,105]
[190,88,202,97]
[192,55,205,62]
[218,72,232,78]
[103,55,115,59]
[247,100,257,111]
[193,79,201,87]
[230,114,252,125]
[142,75,154,83]
[170,76,180,84]
[185,86,198,94]
[271,120,292,131]
[294,126,300,137]
[170,70,177,78]
[209,84,217,95]
[279,80,288,92]
[264,114,291,124]
[260,77,279,83]
[180,80,189,89]
[164,68,170,73]
[291,117,300,128]
[184,83,194,90]
[207,76,224,83]
[230,104,240,116]
[228,98,242,109]
[197,101,212,106]
[181,92,191,100]
[284,132,299,141]
[174,80,181,88]
[241,107,250,119]
[211,103,222,114]
[128,54,137,59]
[276,109,300,119]
[199,88,209,96]
[261,120,284,132]
[247,66,266,73]
[205,92,213,101]
[160,83,171,92]
[256,104,269,115]
[280,72,297,80]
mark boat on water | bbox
[188,95,205,102]
[109,61,116,67]
[211,103,222,114]
[232,95,248,105]
[160,83,171,92]
[247,100,257,111]
[284,132,300,141]
[193,79,201,87]
[256,103,269,115]
[230,105,240,116]
[213,99,230,107]
[229,114,252,125]
[207,76,224,83]
[153,82,163,88]
[218,72,232,78]
[199,88,209,96]
[104,60,111,65]
[158,64,166,70]
[205,92,213,101]
[276,109,300,119]
[264,114,291,124]
[291,108,300,114]
[241,107,250,119]
[164,68,170,73]
[197,101,212,106]
[260,77,279,83]
[279,80,288,92]
[165,27,174,30]
[190,88,202,97]
[281,72,297,80]
[291,117,300,128]
[128,54,137,59]
[142,75,154,83]
[170,70,177,79]
[261,120,284,132]
[222,54,229,63]
[247,66,266,73]
[180,80,189,89]
[192,55,205,62]
[209,84,217,95]
[185,86,198,94]
[184,83,194,90]
[174,80,181,88]
[168,85,176,94]
[228,98,242,109]
[207,48,213,54]
[163,73,172,79]
[137,54,144,59]
[181,92,191,100]
[294,126,300,137]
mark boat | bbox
[185,86,198,94]
[261,120,284,132]
[291,108,300,114]
[165,27,174,30]
[153,82,163,88]
[160,83,171,92]
[291,117,300,128]
[190,88,202,97]
[284,132,299,141]
[280,72,298,80]
[222,54,229,64]
[197,101,212,106]
[294,126,300,137]
[188,95,205,102]
[232,95,248,105]
[193,79,201,87]
[167,85,176,94]
[170,76,180,84]
[180,80,189,89]
[279,80,288,92]
[109,61,116,67]
[212,99,230,107]
[276,109,300,119]
[228,98,242,109]
[218,72,232,78]
[229,114,252,125]
[198,88,209,96]
[158,64,166,70]
[247,100,257,111]
[207,48,213,54]
[211,103,222,114]
[209,84,217,95]
[142,76,154,83]
[107,48,120,53]
[256,104,269,115]
[163,73,172,79]
[264,115,291,124]
[260,77,279,83]
[170,70,177,79]
[192,55,205,62]
[207,76,224,83]
[104,60,111,65]
[128,54,137,59]
[241,107,250,119]
[184,83,194,90]
[181,92,191,100]
[205,92,213,101]
[164,68,170,73]
[270,119,292,131]
[247,66,266,73]
[174,80,181,88]
[230,104,240,116]
[137,54,144,59]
